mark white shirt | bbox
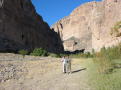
[61,58,67,64]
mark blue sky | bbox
[32,0,102,26]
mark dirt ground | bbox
[0,57,91,90]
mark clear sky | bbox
[32,0,102,26]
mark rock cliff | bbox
[0,0,63,53]
[52,0,121,52]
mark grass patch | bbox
[69,52,93,58]
[93,44,121,73]
[86,44,121,90]
[87,59,121,90]
[48,53,62,58]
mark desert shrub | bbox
[93,44,121,73]
[42,49,48,56]
[99,45,121,60]
[18,50,28,57]
[30,48,48,56]
[59,53,65,57]
[83,52,93,58]
[110,21,121,37]
[85,46,121,90]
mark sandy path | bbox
[0,58,91,90]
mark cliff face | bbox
[52,0,121,52]
[0,0,63,53]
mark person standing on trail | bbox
[67,55,72,74]
[61,56,68,73]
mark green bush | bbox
[30,48,48,56]
[18,50,28,57]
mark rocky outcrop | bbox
[0,0,63,53]
[52,0,121,52]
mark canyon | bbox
[52,0,121,52]
[0,0,63,53]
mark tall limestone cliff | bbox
[0,0,63,53]
[51,0,121,52]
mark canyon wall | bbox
[0,0,63,53]
[52,0,121,52]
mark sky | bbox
[32,0,102,26]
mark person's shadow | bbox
[72,68,86,73]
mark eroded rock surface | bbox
[0,0,63,53]
[52,0,121,52]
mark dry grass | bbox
[0,57,91,90]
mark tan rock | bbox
[52,0,121,52]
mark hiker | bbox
[66,55,72,74]
[61,56,68,73]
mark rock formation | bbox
[0,0,63,53]
[52,0,121,52]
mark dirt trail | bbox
[0,58,91,90]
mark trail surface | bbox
[0,57,91,90]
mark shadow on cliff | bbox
[50,28,85,55]
[0,0,64,54]
[64,49,85,54]
[50,28,64,53]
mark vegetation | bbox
[16,43,121,90]
[48,53,62,58]
[30,48,48,56]
[18,49,28,57]
[93,44,121,73]
[111,21,121,37]
[30,48,63,58]
[86,59,121,90]
[87,44,121,90]
[69,52,93,58]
